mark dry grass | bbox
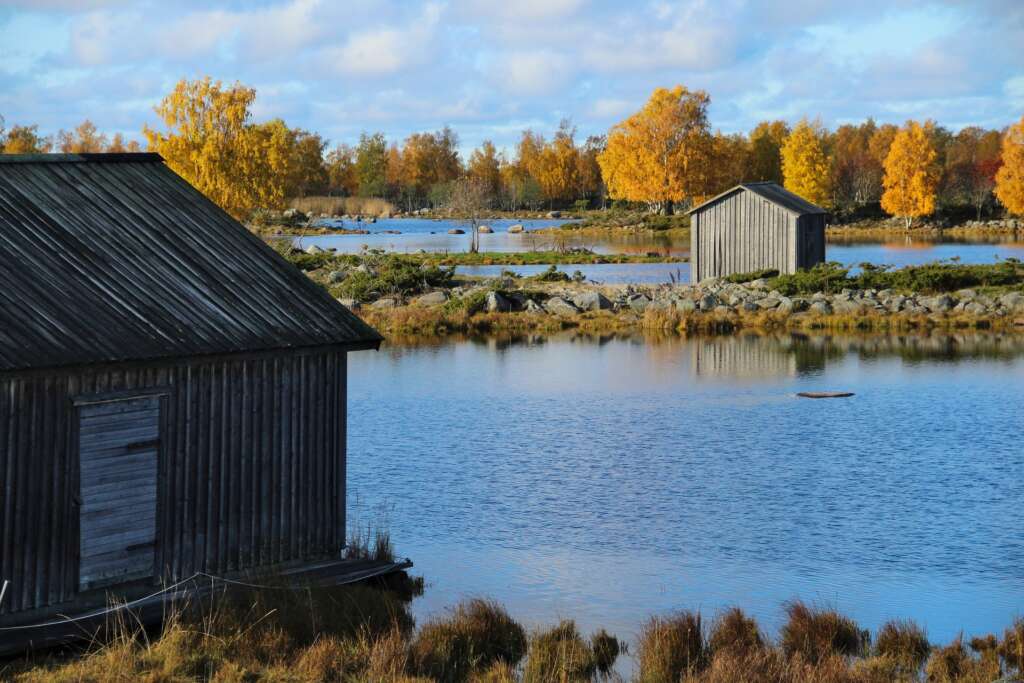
[359,302,1023,340]
[780,601,865,665]
[7,586,1024,683]
[635,611,706,682]
[291,195,396,217]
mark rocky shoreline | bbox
[351,277,1024,336]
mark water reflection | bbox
[349,330,1024,652]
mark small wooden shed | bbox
[0,153,382,628]
[687,182,827,283]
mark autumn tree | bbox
[704,132,750,196]
[399,127,461,206]
[325,144,358,196]
[354,132,389,198]
[881,121,940,228]
[748,120,788,183]
[107,133,140,153]
[598,85,712,213]
[995,115,1024,216]
[467,140,502,198]
[781,118,831,207]
[144,78,260,218]
[2,123,51,154]
[57,119,108,153]
[830,120,883,210]
[576,135,606,208]
[533,120,580,205]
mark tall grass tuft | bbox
[1000,617,1024,673]
[411,599,527,682]
[708,607,764,660]
[589,628,624,675]
[780,601,864,664]
[521,620,597,683]
[635,611,706,682]
[873,618,930,673]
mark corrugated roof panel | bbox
[0,154,381,371]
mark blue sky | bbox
[1,0,1022,154]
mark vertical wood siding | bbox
[0,347,348,618]
[691,190,824,282]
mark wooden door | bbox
[78,396,160,591]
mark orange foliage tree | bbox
[881,121,940,228]
[995,115,1024,216]
[597,85,712,214]
[780,119,831,207]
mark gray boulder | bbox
[755,297,781,309]
[627,293,651,313]
[998,291,1024,312]
[478,225,493,233]
[543,296,579,316]
[698,294,719,312]
[547,210,562,218]
[507,224,524,233]
[677,298,697,313]
[371,297,398,309]
[447,228,465,234]
[328,269,348,284]
[415,291,449,306]
[524,299,544,313]
[809,300,833,315]
[305,244,327,255]
[922,294,955,312]
[572,290,613,311]
[486,291,514,312]
[748,278,770,290]
[964,301,988,316]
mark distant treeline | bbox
[2,79,1022,223]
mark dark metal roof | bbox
[0,153,382,371]
[687,182,827,216]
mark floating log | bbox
[797,391,855,399]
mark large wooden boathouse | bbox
[688,182,827,283]
[0,153,383,633]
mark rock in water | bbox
[507,224,524,233]
[797,391,854,399]
[448,228,465,234]
[478,225,493,233]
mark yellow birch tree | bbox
[597,85,712,213]
[780,119,831,207]
[995,115,1024,216]
[881,121,940,228]
[143,77,258,218]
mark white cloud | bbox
[454,0,584,21]
[493,50,573,96]
[326,2,441,76]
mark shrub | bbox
[332,254,455,302]
[853,260,1023,292]
[636,611,706,682]
[779,601,864,664]
[532,265,571,282]
[708,607,764,659]
[411,599,527,682]
[769,262,852,295]
[874,619,930,672]
[522,620,596,683]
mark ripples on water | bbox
[347,332,1024,650]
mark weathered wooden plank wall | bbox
[0,347,347,619]
[691,191,806,282]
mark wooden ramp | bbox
[0,557,413,657]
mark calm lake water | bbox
[347,332,1024,661]
[298,218,1024,284]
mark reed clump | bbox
[290,195,397,217]
[9,588,1024,683]
[779,601,865,664]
